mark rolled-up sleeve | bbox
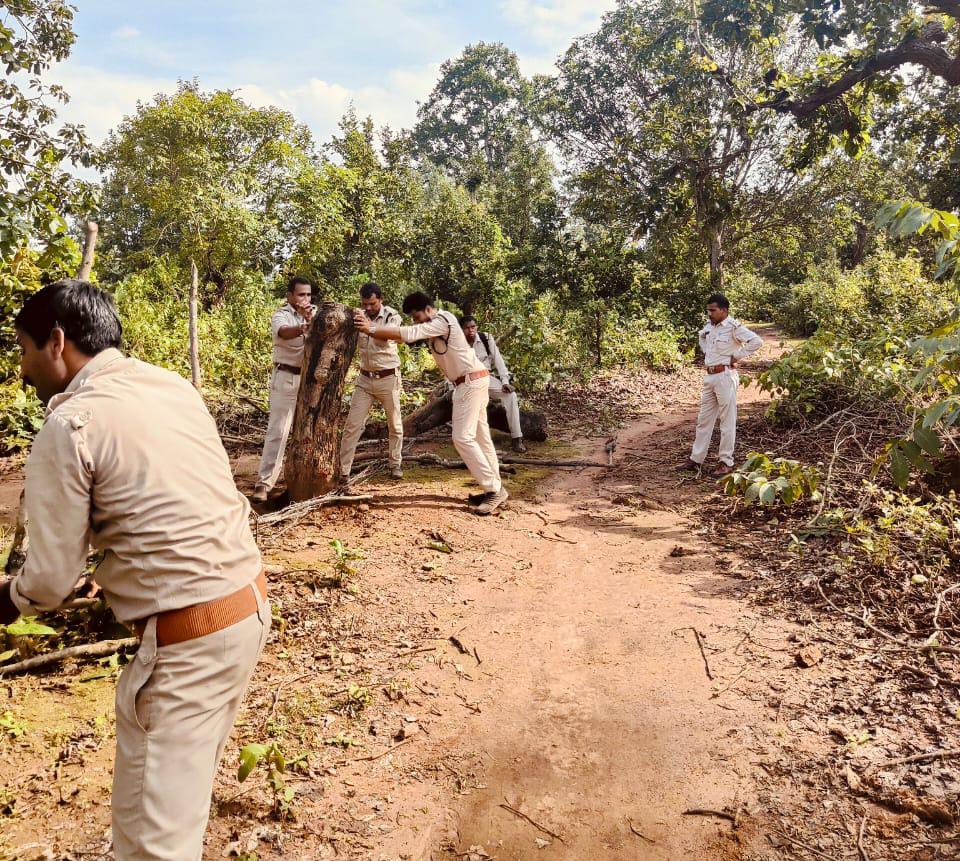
[399,316,449,344]
[10,414,93,615]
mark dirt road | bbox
[0,330,815,860]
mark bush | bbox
[723,266,789,323]
[774,248,954,339]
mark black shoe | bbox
[675,459,702,472]
[468,491,490,505]
[511,437,527,453]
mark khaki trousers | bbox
[690,369,740,467]
[339,373,404,475]
[452,378,501,493]
[256,368,300,490]
[487,376,522,439]
[112,591,271,860]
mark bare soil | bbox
[1,327,953,860]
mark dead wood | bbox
[0,638,137,676]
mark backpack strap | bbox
[478,331,491,355]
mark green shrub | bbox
[723,266,789,323]
[721,451,822,506]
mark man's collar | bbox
[47,348,124,415]
[64,348,124,395]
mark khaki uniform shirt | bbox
[358,305,401,372]
[698,317,763,368]
[10,349,262,623]
[471,332,512,385]
[399,310,485,382]
[271,303,317,366]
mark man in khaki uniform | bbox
[678,293,763,476]
[0,281,269,860]
[252,276,316,502]
[339,282,404,480]
[460,316,526,453]
[354,291,508,515]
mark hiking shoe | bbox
[251,485,269,503]
[675,459,702,472]
[390,466,404,479]
[476,487,509,516]
[713,463,735,477]
[511,437,527,453]
[468,491,488,505]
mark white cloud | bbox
[238,62,440,144]
[500,0,616,48]
[111,25,141,40]
[49,64,176,144]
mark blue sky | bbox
[52,0,617,148]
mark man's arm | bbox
[355,312,450,344]
[6,416,93,619]
[732,322,764,361]
[274,305,314,340]
[487,335,513,388]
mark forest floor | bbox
[0,325,957,860]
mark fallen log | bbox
[363,386,548,442]
[0,638,138,677]
[285,302,358,500]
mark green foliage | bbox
[722,452,822,507]
[113,258,274,398]
[773,248,954,339]
[328,539,363,590]
[237,741,306,820]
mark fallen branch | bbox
[678,627,714,680]
[817,582,960,658]
[350,736,416,762]
[496,454,611,468]
[872,748,960,770]
[499,800,567,844]
[627,819,656,844]
[857,813,869,861]
[0,638,137,677]
[256,493,373,526]
[772,830,842,861]
[682,808,739,826]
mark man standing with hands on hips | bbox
[354,292,508,515]
[678,293,763,476]
[252,276,316,502]
[339,282,404,480]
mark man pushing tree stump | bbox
[354,291,509,516]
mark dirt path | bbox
[0,329,817,861]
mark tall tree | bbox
[0,0,94,258]
[413,42,532,185]
[541,0,801,290]
[100,82,316,305]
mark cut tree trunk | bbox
[188,259,201,390]
[285,302,358,501]
[363,386,548,442]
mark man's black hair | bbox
[402,291,434,314]
[287,275,312,293]
[706,293,729,310]
[360,282,383,299]
[15,280,122,356]
[460,315,477,327]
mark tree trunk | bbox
[285,303,358,501]
[363,386,548,442]
[188,259,201,390]
[77,221,98,281]
[707,227,724,291]
[594,309,603,368]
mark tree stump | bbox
[285,302,358,501]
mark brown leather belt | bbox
[359,367,397,379]
[453,369,490,387]
[275,363,301,375]
[706,364,732,374]
[134,570,268,647]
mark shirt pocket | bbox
[714,334,734,354]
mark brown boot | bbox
[713,463,735,477]
[675,459,701,472]
[511,437,527,453]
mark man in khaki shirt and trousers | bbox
[339,282,404,480]
[354,291,509,515]
[0,281,270,860]
[253,275,316,502]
